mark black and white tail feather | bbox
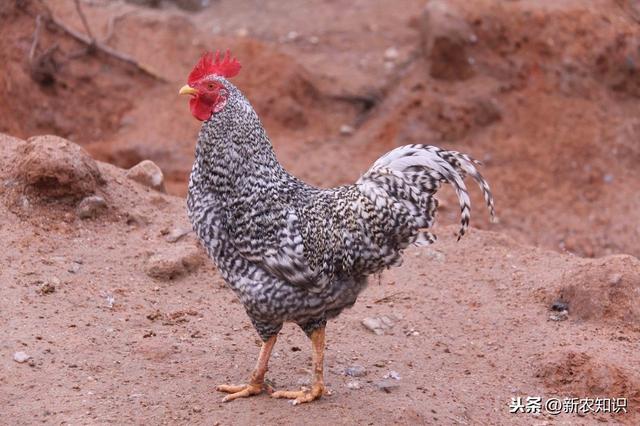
[357,144,497,246]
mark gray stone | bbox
[13,351,31,363]
[376,380,400,393]
[125,160,166,192]
[145,245,204,280]
[344,364,367,377]
[77,195,107,219]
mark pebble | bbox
[549,310,569,321]
[165,227,192,243]
[346,381,362,390]
[14,351,31,363]
[125,160,166,192]
[344,365,367,377]
[361,315,396,335]
[384,47,399,61]
[145,245,205,280]
[77,195,107,219]
[296,377,311,386]
[383,370,401,380]
[37,279,57,295]
[67,261,81,274]
[126,210,151,226]
[339,124,354,135]
[376,380,400,393]
[608,273,622,285]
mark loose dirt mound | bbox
[553,254,640,325]
[539,351,640,399]
[538,351,640,418]
[353,0,640,258]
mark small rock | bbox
[165,227,192,243]
[286,31,299,41]
[384,47,399,61]
[77,195,107,219]
[126,210,151,226]
[104,293,115,309]
[608,273,622,285]
[37,279,57,295]
[549,310,569,321]
[235,27,249,37]
[383,370,401,380]
[146,310,163,321]
[376,380,400,393]
[346,381,362,390]
[296,377,311,386]
[308,36,319,44]
[361,317,384,335]
[14,351,31,363]
[67,261,81,274]
[344,365,367,377]
[339,124,354,135]
[125,160,166,192]
[145,245,205,280]
[362,315,395,335]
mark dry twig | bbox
[73,0,94,41]
[45,13,167,82]
[103,11,135,44]
[29,14,42,63]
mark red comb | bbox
[188,50,241,84]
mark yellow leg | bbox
[216,335,277,402]
[272,327,325,405]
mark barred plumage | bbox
[187,77,496,340]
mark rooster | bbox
[179,51,496,404]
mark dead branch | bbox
[73,0,94,41]
[45,13,167,82]
[103,11,135,45]
[29,14,43,63]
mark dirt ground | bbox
[1,0,640,424]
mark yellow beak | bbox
[179,84,198,96]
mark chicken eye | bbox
[207,83,215,89]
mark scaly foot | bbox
[216,383,269,402]
[271,383,324,405]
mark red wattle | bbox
[189,97,214,121]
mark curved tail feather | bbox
[357,144,496,241]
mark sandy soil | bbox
[2,134,639,425]
[2,0,640,424]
